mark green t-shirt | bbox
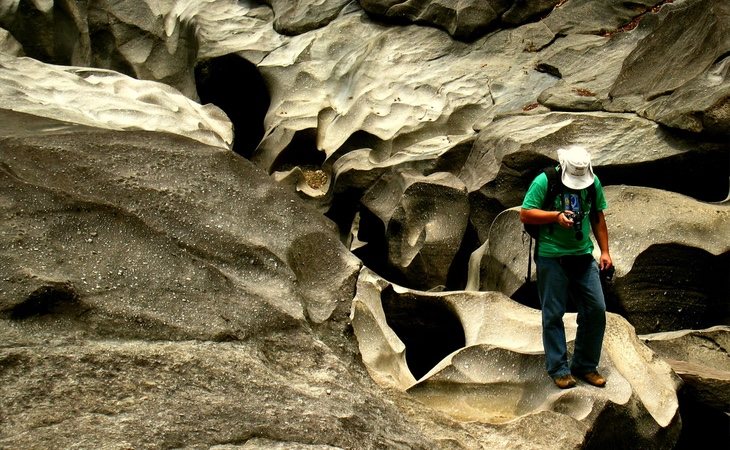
[521,171,608,257]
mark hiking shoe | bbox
[553,374,577,389]
[573,371,606,387]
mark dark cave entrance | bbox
[381,286,466,380]
[194,54,271,159]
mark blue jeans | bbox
[536,255,606,378]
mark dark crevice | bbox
[674,381,730,450]
[89,28,136,78]
[268,128,324,174]
[612,245,729,334]
[381,286,466,380]
[535,63,562,78]
[194,54,271,159]
[597,147,729,203]
[5,282,84,320]
[445,221,479,290]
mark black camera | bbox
[600,265,615,282]
[564,211,585,240]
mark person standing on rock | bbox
[520,146,612,389]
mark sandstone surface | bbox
[0,0,728,447]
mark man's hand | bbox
[599,251,613,271]
[556,211,574,229]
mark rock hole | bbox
[8,282,81,320]
[381,286,466,380]
[269,128,325,174]
[674,384,730,450]
[194,54,271,159]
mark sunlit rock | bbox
[0,53,232,149]
[0,109,360,340]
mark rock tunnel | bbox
[194,53,270,159]
[381,285,466,380]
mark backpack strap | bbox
[587,182,598,220]
[541,166,561,212]
[526,166,561,282]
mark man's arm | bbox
[590,211,612,270]
[520,208,573,228]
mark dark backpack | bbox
[523,166,597,281]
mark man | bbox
[520,146,612,389]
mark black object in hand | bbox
[600,266,615,282]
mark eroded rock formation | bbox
[1,0,728,447]
[642,326,730,449]
[351,268,682,448]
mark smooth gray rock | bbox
[359,0,510,41]
[263,0,352,35]
[0,109,360,340]
[0,111,463,449]
[641,326,730,448]
[0,327,444,449]
[610,0,730,134]
[543,0,663,35]
[0,27,22,55]
[1,0,729,446]
[642,326,730,413]
[0,52,233,149]
[358,0,564,40]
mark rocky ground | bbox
[1,0,728,448]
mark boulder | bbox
[609,0,730,103]
[263,0,352,35]
[542,0,664,35]
[351,267,682,449]
[1,0,729,445]
[642,326,730,413]
[358,0,513,41]
[357,170,469,290]
[0,109,360,339]
[0,27,23,55]
[0,110,470,449]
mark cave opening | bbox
[7,282,81,320]
[381,286,466,380]
[194,54,271,159]
[269,128,325,174]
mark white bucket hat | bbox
[557,146,595,190]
